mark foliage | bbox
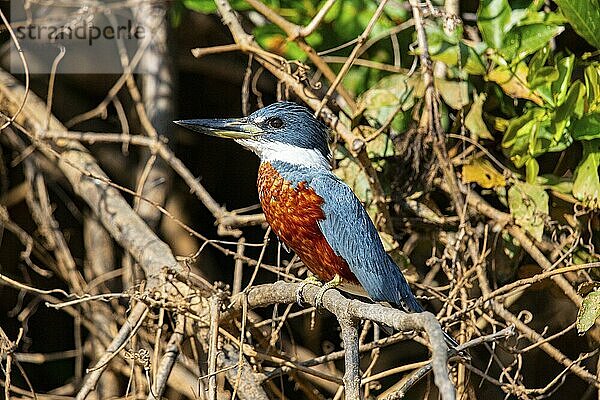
[578,289,600,334]
[181,0,600,212]
[180,0,600,345]
[182,0,410,93]
[4,0,600,398]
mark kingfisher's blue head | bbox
[175,102,331,169]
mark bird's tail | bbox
[442,329,460,350]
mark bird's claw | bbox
[295,276,322,306]
[314,275,342,309]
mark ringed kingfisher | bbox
[175,101,456,346]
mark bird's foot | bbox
[295,275,322,306]
[314,274,342,309]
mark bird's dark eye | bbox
[269,117,284,129]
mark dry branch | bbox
[225,281,455,400]
[2,0,596,397]
[218,344,270,400]
[0,67,262,399]
[0,63,457,398]
[0,69,181,284]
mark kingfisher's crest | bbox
[175,101,331,169]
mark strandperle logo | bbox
[15,20,146,47]
[9,1,149,74]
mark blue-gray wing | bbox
[310,173,422,312]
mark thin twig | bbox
[148,315,186,400]
[207,295,222,400]
[338,316,361,400]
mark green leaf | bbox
[528,66,559,90]
[477,0,512,49]
[488,62,543,105]
[183,0,217,13]
[528,46,556,104]
[571,113,600,141]
[425,22,487,75]
[549,81,585,147]
[535,117,571,154]
[508,181,549,241]
[500,24,564,61]
[465,93,493,140]
[552,55,575,106]
[585,64,600,111]
[508,9,529,27]
[573,139,600,209]
[555,0,600,49]
[525,158,539,184]
[183,0,252,13]
[538,174,573,193]
[435,78,469,110]
[357,74,422,133]
[366,133,395,159]
[517,9,567,25]
[577,290,600,334]
[556,81,585,122]
[461,42,489,75]
[170,1,186,27]
[431,43,487,76]
[528,45,551,75]
[502,108,541,168]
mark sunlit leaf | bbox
[426,24,487,75]
[573,139,600,209]
[465,92,493,140]
[477,0,512,49]
[462,158,506,188]
[357,74,422,133]
[528,66,559,90]
[517,9,567,25]
[500,24,563,61]
[534,116,571,155]
[525,158,539,184]
[183,0,251,13]
[555,0,600,49]
[488,62,543,105]
[528,45,551,75]
[366,133,395,158]
[546,81,585,150]
[556,81,585,122]
[538,174,573,194]
[431,42,488,75]
[183,0,217,13]
[585,64,600,111]
[551,55,575,106]
[502,108,541,168]
[508,181,549,241]
[435,78,469,110]
[577,290,600,334]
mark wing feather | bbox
[310,174,422,312]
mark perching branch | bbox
[225,281,456,400]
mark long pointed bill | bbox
[173,118,263,139]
